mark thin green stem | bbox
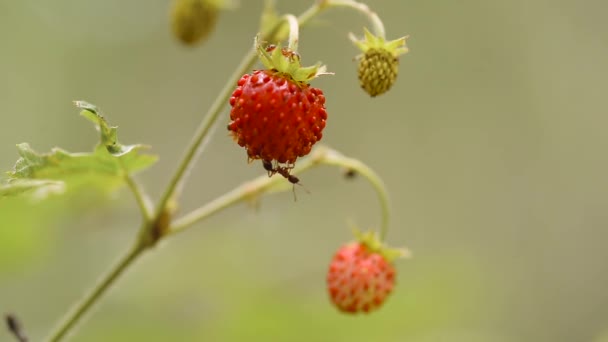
[320,149,391,241]
[152,51,258,223]
[326,0,386,38]
[169,146,329,235]
[120,160,153,222]
[169,146,391,241]
[45,242,145,342]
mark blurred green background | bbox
[1,0,608,341]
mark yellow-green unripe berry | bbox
[170,0,218,46]
[351,28,409,97]
[358,48,399,97]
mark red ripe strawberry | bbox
[228,38,331,169]
[327,230,408,314]
[228,69,327,164]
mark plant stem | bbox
[45,242,145,342]
[152,51,258,223]
[169,146,391,241]
[320,149,391,241]
[168,146,329,235]
[120,160,153,221]
[327,0,386,38]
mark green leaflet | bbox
[1,101,158,199]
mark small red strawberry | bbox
[327,230,408,314]
[228,37,331,169]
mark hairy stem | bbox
[169,146,391,241]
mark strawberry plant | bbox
[2,1,410,340]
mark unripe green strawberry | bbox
[170,0,219,46]
[228,38,331,168]
[358,48,399,97]
[327,230,408,314]
[351,28,409,97]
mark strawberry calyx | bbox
[255,36,332,85]
[350,27,409,58]
[352,228,410,263]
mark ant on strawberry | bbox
[265,44,300,62]
[261,159,305,200]
[277,167,300,185]
[262,159,275,176]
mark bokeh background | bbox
[1,0,608,341]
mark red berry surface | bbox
[228,69,327,165]
[327,242,396,313]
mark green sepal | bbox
[350,27,409,57]
[254,36,331,84]
[352,227,411,262]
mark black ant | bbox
[262,159,276,177]
[261,159,305,200]
[276,167,300,185]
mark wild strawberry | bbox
[350,28,409,97]
[170,0,227,46]
[228,37,331,170]
[327,230,408,314]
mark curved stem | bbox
[320,149,391,241]
[45,242,145,342]
[327,0,386,38]
[284,14,299,51]
[169,146,391,241]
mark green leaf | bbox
[0,179,65,198]
[75,100,140,157]
[2,101,158,199]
